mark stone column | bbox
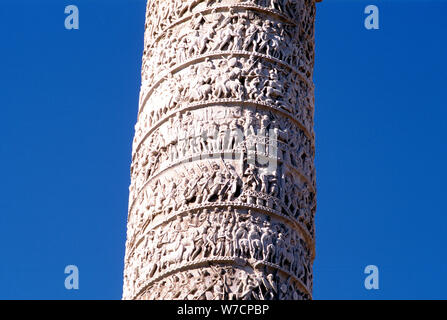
[123,0,317,300]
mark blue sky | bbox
[0,0,446,299]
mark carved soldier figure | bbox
[233,221,247,257]
[215,24,237,51]
[191,215,210,260]
[214,222,226,256]
[196,166,211,202]
[207,169,226,202]
[213,280,225,300]
[241,277,258,300]
[208,8,224,30]
[191,12,207,30]
[217,121,228,152]
[224,210,235,256]
[216,8,237,31]
[275,232,287,266]
[243,20,259,51]
[227,119,241,150]
[205,224,218,257]
[243,164,258,192]
[243,110,256,138]
[265,69,283,103]
[261,221,275,262]
[233,20,246,50]
[256,21,274,54]
[248,77,261,100]
[248,224,262,260]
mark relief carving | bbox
[124,0,318,300]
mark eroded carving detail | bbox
[123,0,317,300]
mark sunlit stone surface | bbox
[123,0,318,300]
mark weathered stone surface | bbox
[123,0,318,300]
